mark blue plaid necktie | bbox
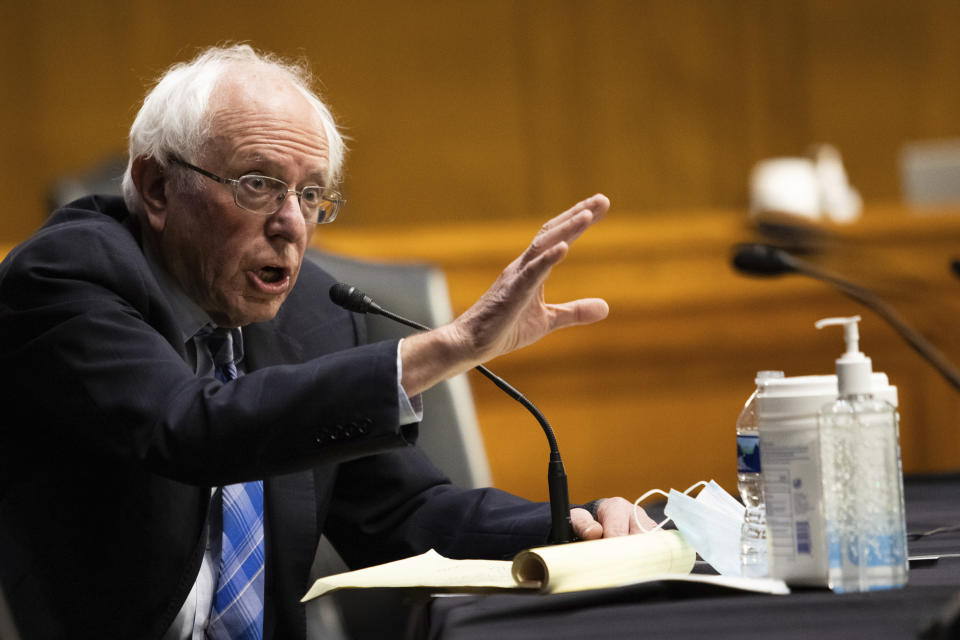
[203,328,265,640]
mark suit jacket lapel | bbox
[244,319,319,639]
[244,320,303,369]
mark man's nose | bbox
[265,192,306,240]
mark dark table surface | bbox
[421,473,960,640]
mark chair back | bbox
[305,248,492,489]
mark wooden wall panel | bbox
[3,1,960,243]
[806,0,960,201]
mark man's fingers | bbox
[570,507,603,541]
[572,499,658,541]
[508,193,610,311]
[540,194,610,234]
[630,505,660,534]
[522,212,590,267]
[525,194,609,263]
[596,499,631,537]
[519,241,570,287]
[547,299,610,330]
[449,193,610,367]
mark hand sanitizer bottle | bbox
[816,316,908,593]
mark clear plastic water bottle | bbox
[737,370,784,578]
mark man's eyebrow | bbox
[237,154,329,185]
[244,153,275,170]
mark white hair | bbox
[121,44,346,214]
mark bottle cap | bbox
[815,315,873,395]
[755,370,785,386]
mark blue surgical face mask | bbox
[635,480,746,577]
[632,480,707,532]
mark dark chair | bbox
[304,248,491,489]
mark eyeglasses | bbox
[169,157,344,224]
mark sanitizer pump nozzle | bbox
[815,315,873,396]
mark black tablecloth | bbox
[423,473,960,640]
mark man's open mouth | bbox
[258,266,287,284]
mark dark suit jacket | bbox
[0,196,551,639]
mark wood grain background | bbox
[3,1,959,238]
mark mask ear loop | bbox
[633,488,669,532]
[633,480,711,532]
[684,480,709,497]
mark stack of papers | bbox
[302,530,789,601]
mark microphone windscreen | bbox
[329,283,371,313]
[951,259,960,279]
[731,243,795,276]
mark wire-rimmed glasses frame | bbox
[169,157,344,224]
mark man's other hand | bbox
[570,497,658,540]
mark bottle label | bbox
[795,521,812,555]
[737,434,762,474]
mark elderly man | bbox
[0,45,649,639]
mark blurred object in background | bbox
[749,157,819,221]
[900,138,960,209]
[814,145,863,224]
[46,155,126,213]
[749,144,862,225]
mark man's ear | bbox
[130,156,169,233]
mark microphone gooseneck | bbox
[732,243,960,392]
[329,283,575,544]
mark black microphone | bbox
[730,242,798,276]
[950,259,960,280]
[329,282,576,544]
[732,243,960,392]
[329,283,381,314]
